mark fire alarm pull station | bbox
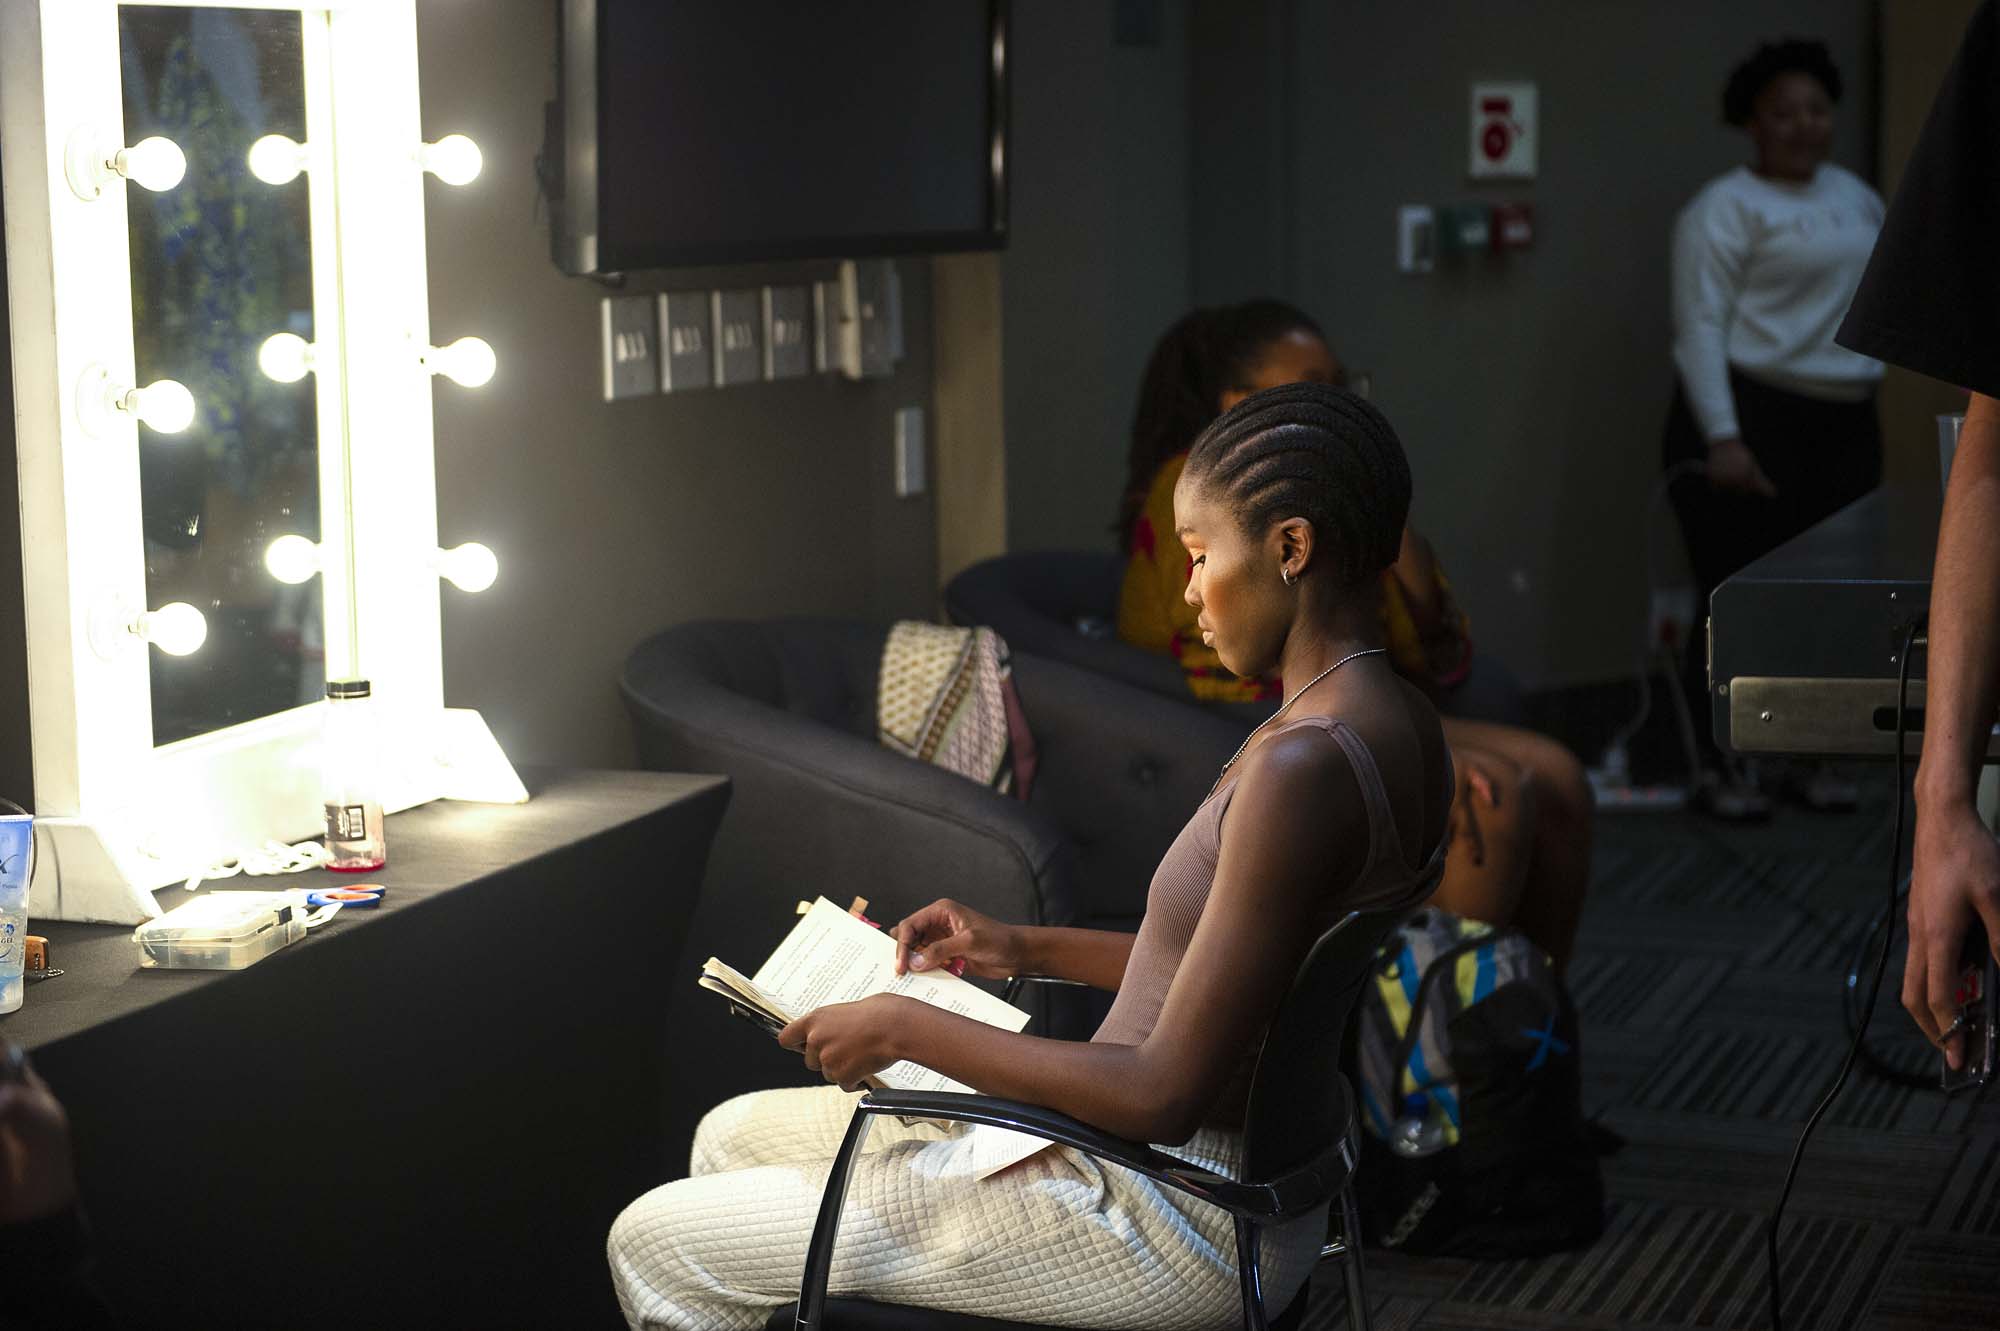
[1470,81,1537,180]
[1491,202,1535,252]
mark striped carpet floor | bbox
[1304,786,2000,1330]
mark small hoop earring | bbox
[1281,566,1297,587]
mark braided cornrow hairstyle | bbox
[1115,300,1325,546]
[1183,381,1410,590]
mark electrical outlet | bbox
[894,406,926,498]
[763,285,810,380]
[712,289,762,387]
[658,291,712,392]
[601,295,658,401]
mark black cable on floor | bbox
[1841,883,1937,1090]
[1765,617,1921,1331]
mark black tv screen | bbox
[552,0,1008,274]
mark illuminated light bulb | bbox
[425,336,496,388]
[436,542,498,593]
[116,379,197,434]
[137,602,207,656]
[417,134,482,186]
[247,133,308,185]
[114,136,187,192]
[265,535,322,585]
[258,332,314,383]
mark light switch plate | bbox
[763,285,810,380]
[814,276,856,376]
[712,289,762,387]
[894,405,926,498]
[849,259,897,379]
[658,291,712,391]
[601,295,658,401]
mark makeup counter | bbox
[1,768,728,1329]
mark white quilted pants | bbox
[607,1085,1304,1331]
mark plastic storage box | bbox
[133,892,308,971]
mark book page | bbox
[699,958,792,1023]
[750,898,1030,1043]
[734,897,1052,1178]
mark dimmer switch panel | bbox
[658,291,712,391]
[763,285,810,380]
[602,296,658,400]
[712,289,762,387]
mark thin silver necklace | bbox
[1213,647,1388,787]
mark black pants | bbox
[1662,369,1882,763]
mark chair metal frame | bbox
[786,910,1396,1331]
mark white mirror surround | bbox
[0,0,522,923]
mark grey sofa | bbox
[942,549,1194,703]
[621,617,1243,1165]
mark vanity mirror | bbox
[1,0,523,924]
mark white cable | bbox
[183,839,335,893]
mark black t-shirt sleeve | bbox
[1838,0,2000,397]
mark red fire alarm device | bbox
[1469,81,1538,180]
[1491,202,1535,251]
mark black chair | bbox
[763,907,1405,1331]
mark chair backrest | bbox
[1239,906,1408,1185]
[944,552,1195,702]
[623,617,887,739]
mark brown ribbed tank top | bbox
[1090,714,1448,1129]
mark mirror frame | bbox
[0,0,521,922]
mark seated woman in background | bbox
[611,383,1451,1330]
[1117,301,1591,972]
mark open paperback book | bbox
[699,896,1051,1180]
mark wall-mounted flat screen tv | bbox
[549,0,1008,276]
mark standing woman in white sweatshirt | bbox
[1664,38,1884,810]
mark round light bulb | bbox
[247,133,307,186]
[428,336,496,388]
[126,379,196,434]
[438,542,498,593]
[265,535,321,585]
[258,332,313,383]
[140,602,207,656]
[419,134,482,186]
[116,136,187,192]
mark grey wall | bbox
[1193,0,1877,687]
[417,0,939,769]
[1002,0,1191,553]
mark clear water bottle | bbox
[323,679,386,872]
[0,815,30,1015]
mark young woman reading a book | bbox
[1117,300,1593,973]
[608,383,1451,1330]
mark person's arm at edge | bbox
[1909,391,2000,1062]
